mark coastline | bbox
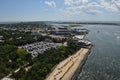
[46,46,92,80]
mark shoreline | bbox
[46,46,92,80]
[69,46,92,80]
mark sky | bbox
[0,0,120,22]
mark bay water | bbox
[78,25,120,80]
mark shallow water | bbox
[77,25,120,80]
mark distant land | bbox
[0,21,120,25]
[44,21,120,25]
[0,22,20,24]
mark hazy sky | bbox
[0,0,120,22]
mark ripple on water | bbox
[78,25,120,80]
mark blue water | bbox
[78,25,120,80]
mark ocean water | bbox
[77,25,120,80]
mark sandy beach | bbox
[46,48,90,80]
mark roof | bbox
[1,77,15,80]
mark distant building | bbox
[0,35,4,42]
[71,27,88,34]
[1,77,15,80]
[31,32,43,37]
[49,26,70,35]
[0,35,3,39]
[77,39,91,47]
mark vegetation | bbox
[0,22,47,29]
[0,30,36,46]
[0,44,31,79]
[0,28,80,80]
[0,22,81,80]
[80,30,89,35]
[69,24,82,27]
[0,30,68,46]
[11,40,80,80]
